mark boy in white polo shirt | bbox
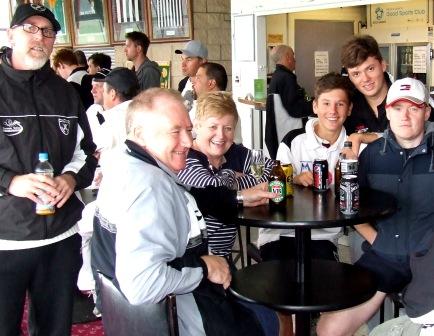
[259,72,354,261]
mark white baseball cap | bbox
[386,77,429,108]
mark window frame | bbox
[146,0,192,43]
[70,0,111,47]
[15,0,193,47]
[108,0,148,44]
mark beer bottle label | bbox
[269,181,286,203]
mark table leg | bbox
[258,108,263,150]
[295,227,311,283]
[295,312,311,336]
[294,228,312,336]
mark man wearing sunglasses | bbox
[0,4,97,335]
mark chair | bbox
[231,225,245,268]
[379,292,404,323]
[265,93,304,159]
[96,272,179,336]
[246,227,263,266]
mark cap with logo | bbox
[386,77,429,108]
[175,40,208,59]
[104,67,139,94]
[10,4,61,32]
[92,68,111,82]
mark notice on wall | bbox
[413,46,427,73]
[267,34,283,44]
[314,51,329,77]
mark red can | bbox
[313,159,328,192]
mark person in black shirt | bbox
[266,45,313,158]
[341,35,391,135]
[340,35,434,154]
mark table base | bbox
[230,260,377,336]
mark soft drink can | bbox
[339,175,359,215]
[282,164,294,196]
[313,159,328,191]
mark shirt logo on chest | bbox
[58,118,70,135]
[2,119,23,136]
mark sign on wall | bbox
[370,0,428,26]
[413,46,427,73]
[314,51,329,77]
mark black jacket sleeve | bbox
[190,186,238,222]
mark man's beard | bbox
[23,54,48,70]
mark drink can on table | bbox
[282,164,294,196]
[313,159,328,192]
[339,174,359,215]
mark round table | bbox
[230,185,397,336]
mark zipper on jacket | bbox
[29,75,49,238]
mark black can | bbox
[313,159,328,191]
[339,175,359,215]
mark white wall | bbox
[232,14,267,149]
[0,3,12,47]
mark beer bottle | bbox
[334,141,353,195]
[268,160,286,207]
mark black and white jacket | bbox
[0,52,97,241]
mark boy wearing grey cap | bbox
[175,40,208,107]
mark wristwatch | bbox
[236,191,244,204]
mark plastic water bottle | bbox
[35,152,55,215]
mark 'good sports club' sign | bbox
[370,0,427,26]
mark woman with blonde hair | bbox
[178,91,273,260]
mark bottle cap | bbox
[38,152,48,161]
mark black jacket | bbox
[0,53,97,240]
[359,128,434,260]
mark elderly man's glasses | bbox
[13,23,57,38]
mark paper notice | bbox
[315,51,329,77]
[413,46,426,73]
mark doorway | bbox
[294,20,354,97]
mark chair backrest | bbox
[97,272,179,336]
[265,93,304,159]
[280,127,306,149]
[273,93,303,144]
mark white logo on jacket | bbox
[2,119,23,136]
[58,118,70,135]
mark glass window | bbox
[71,0,109,45]
[110,0,147,42]
[147,0,192,41]
[42,0,71,45]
